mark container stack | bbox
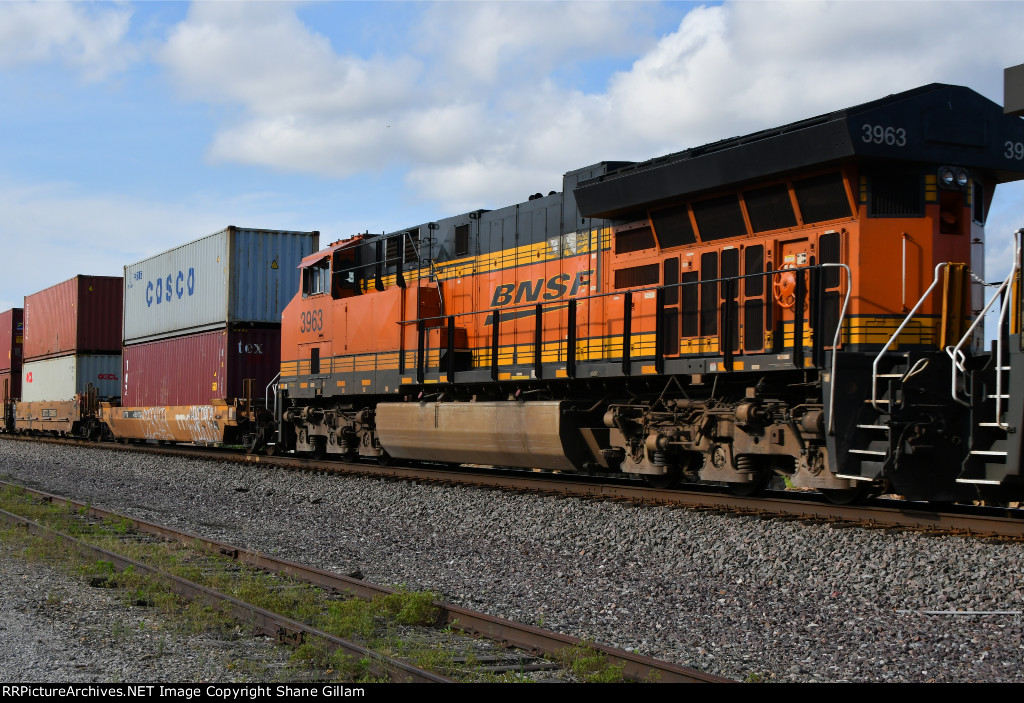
[0,308,24,405]
[121,226,319,407]
[21,276,124,402]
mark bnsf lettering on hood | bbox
[490,270,593,307]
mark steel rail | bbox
[0,505,453,683]
[2,479,729,683]
[7,435,1024,537]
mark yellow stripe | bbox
[367,227,613,292]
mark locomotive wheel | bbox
[727,474,771,497]
[643,466,681,489]
[307,438,326,460]
[265,443,279,457]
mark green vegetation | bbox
[0,483,637,683]
[549,642,626,683]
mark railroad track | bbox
[8,435,1024,540]
[0,478,728,683]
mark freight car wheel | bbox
[242,433,262,456]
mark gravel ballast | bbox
[0,540,291,683]
[2,437,1023,683]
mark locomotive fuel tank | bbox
[375,400,587,472]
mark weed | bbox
[549,642,626,683]
[379,587,439,626]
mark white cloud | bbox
[156,1,1024,215]
[414,1,658,87]
[159,2,421,116]
[0,179,312,312]
[0,1,136,80]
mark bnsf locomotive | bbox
[271,83,1024,504]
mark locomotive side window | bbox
[868,171,923,217]
[331,249,360,298]
[303,260,330,297]
[793,172,852,223]
[650,203,697,249]
[693,195,747,241]
[744,184,798,232]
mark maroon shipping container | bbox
[122,327,281,407]
[0,308,23,373]
[0,370,19,404]
[23,276,123,361]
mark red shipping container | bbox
[0,308,23,373]
[0,370,20,404]
[122,327,281,407]
[23,276,123,361]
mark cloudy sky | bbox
[3,0,1024,320]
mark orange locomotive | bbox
[273,84,1024,503]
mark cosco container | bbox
[21,354,122,402]
[123,226,319,344]
[122,327,281,407]
[23,277,123,361]
[0,308,23,373]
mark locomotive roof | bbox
[575,83,1024,219]
[298,233,374,268]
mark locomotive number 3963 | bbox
[300,309,323,333]
[861,123,907,146]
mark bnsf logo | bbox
[490,270,593,307]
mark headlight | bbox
[939,167,956,186]
[956,169,969,187]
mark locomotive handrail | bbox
[871,262,949,413]
[821,263,852,435]
[402,263,844,383]
[266,372,281,418]
[947,229,1021,421]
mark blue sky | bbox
[3,0,1024,332]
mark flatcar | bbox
[272,83,1024,504]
